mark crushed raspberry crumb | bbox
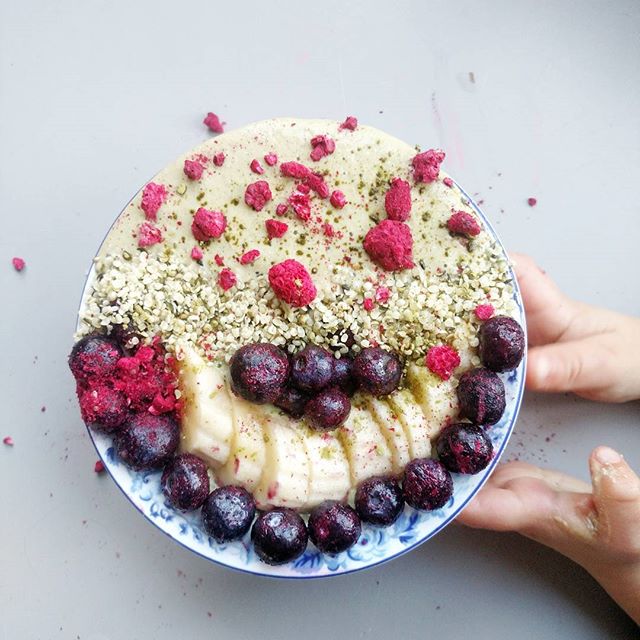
[339,116,358,131]
[305,172,329,198]
[363,219,414,271]
[3,436,14,446]
[412,149,445,183]
[474,304,495,320]
[214,254,224,266]
[330,190,346,209]
[443,177,454,188]
[264,153,278,166]
[425,345,461,381]
[527,197,537,207]
[265,219,288,239]
[310,135,336,161]
[275,203,289,216]
[375,286,390,303]
[384,178,412,221]
[140,182,167,220]
[138,222,163,248]
[322,222,336,237]
[289,189,311,221]
[213,152,225,166]
[94,460,105,473]
[446,211,482,237]
[12,257,25,272]
[191,246,204,262]
[218,268,237,291]
[268,259,317,307]
[184,159,204,181]
[244,180,272,211]
[239,249,260,265]
[191,208,227,241]
[250,159,265,175]
[203,112,224,133]
[280,161,311,179]
[363,298,375,312]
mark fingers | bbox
[491,461,591,493]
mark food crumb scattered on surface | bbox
[3,436,14,446]
[527,197,537,207]
[94,460,105,473]
[12,257,26,271]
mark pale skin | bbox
[457,253,640,625]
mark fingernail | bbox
[595,446,622,465]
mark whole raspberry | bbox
[425,345,460,381]
[244,180,273,211]
[384,178,412,221]
[184,159,204,181]
[363,219,414,272]
[265,219,288,239]
[446,211,482,237]
[412,149,445,183]
[191,208,227,241]
[268,259,317,307]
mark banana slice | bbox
[216,393,266,491]
[366,397,411,474]
[254,409,310,510]
[387,389,432,459]
[177,345,233,467]
[337,398,393,485]
[405,364,458,440]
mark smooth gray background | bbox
[1,1,639,638]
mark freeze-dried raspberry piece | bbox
[305,172,330,199]
[446,211,482,237]
[375,286,390,303]
[363,220,414,272]
[213,152,225,166]
[12,257,25,272]
[384,178,412,221]
[339,116,358,131]
[281,161,311,179]
[264,152,278,166]
[265,219,288,239]
[330,190,346,209]
[474,304,495,321]
[425,345,461,381]
[140,182,167,220]
[244,180,272,211]
[191,246,203,262]
[268,259,317,307]
[203,112,224,133]
[192,208,227,241]
[443,177,454,188]
[218,268,237,291]
[250,159,265,175]
[214,254,224,266]
[289,189,312,221]
[412,149,445,183]
[310,135,336,161]
[527,197,537,207]
[3,436,14,446]
[94,460,105,473]
[138,222,163,247]
[322,222,336,237]
[184,159,204,181]
[363,298,374,312]
[276,203,289,216]
[239,249,260,265]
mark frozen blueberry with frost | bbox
[479,316,525,372]
[161,453,210,511]
[456,367,505,425]
[69,334,123,381]
[114,413,179,471]
[402,458,453,510]
[78,384,128,432]
[305,387,351,431]
[352,347,402,397]
[201,486,256,543]
[330,356,357,396]
[355,476,404,525]
[436,423,494,474]
[290,344,335,392]
[274,385,310,419]
[308,501,361,554]
[251,508,308,565]
[229,343,289,404]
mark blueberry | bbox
[402,458,453,510]
[201,486,256,543]
[69,334,123,381]
[290,344,335,392]
[78,384,128,432]
[456,367,505,425]
[274,385,310,419]
[479,316,525,372]
[331,356,357,396]
[161,453,210,511]
[355,476,404,525]
[436,423,494,474]
[304,387,351,431]
[352,347,402,397]
[308,501,361,554]
[229,343,289,404]
[251,508,308,565]
[114,413,179,471]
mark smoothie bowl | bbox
[71,117,526,578]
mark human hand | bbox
[512,253,640,403]
[457,446,640,624]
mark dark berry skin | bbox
[305,387,351,431]
[161,453,210,511]
[308,501,361,554]
[69,334,123,381]
[352,347,402,397]
[229,343,289,404]
[456,367,505,425]
[436,423,494,474]
[114,413,179,471]
[331,356,357,396]
[291,344,335,392]
[403,458,453,510]
[201,486,256,543]
[79,384,128,432]
[355,476,404,526]
[479,316,525,372]
[274,385,310,419]
[251,508,308,565]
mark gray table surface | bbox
[1,1,639,638]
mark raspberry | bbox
[425,345,460,381]
[265,219,288,239]
[363,298,374,312]
[330,190,346,209]
[12,257,25,271]
[191,208,227,241]
[275,203,289,216]
[443,177,454,188]
[203,112,224,133]
[363,219,414,271]
[138,222,163,248]
[250,159,265,175]
[239,249,260,265]
[264,152,278,166]
[268,259,317,307]
[384,178,412,221]
[214,254,224,266]
[375,286,390,303]
[184,159,204,181]
[412,149,445,183]
[339,116,358,131]
[3,436,14,446]
[280,161,311,180]
[527,197,537,207]
[218,268,237,291]
[305,172,329,198]
[212,152,225,166]
[244,180,272,211]
[474,304,494,321]
[289,189,311,221]
[446,211,482,237]
[310,135,336,161]
[322,222,336,237]
[190,246,203,262]
[140,182,167,220]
